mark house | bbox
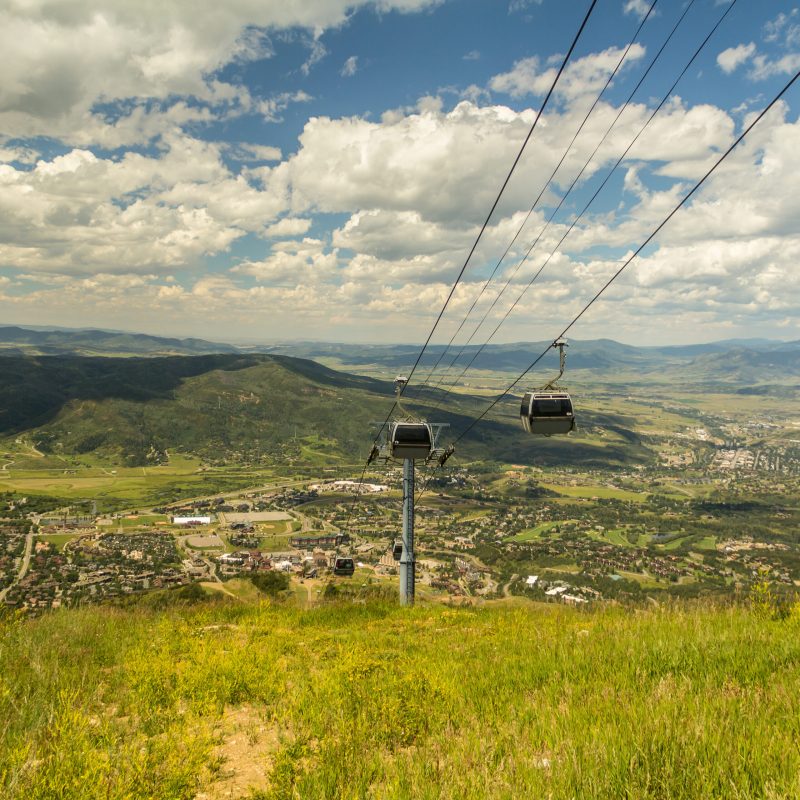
[173,516,212,526]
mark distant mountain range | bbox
[0,325,238,357]
[2,324,798,386]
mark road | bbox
[0,530,34,603]
[502,574,518,598]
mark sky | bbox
[0,0,799,347]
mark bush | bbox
[250,571,290,597]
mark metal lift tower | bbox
[400,455,415,605]
[379,376,451,606]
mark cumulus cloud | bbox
[0,136,288,274]
[748,52,800,81]
[0,0,439,141]
[2,11,799,344]
[264,217,313,237]
[716,42,756,74]
[489,44,646,100]
[233,238,338,283]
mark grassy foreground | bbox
[1,597,799,799]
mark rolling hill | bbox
[0,353,649,469]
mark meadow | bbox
[1,595,799,799]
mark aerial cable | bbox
[411,0,659,400]
[424,0,703,406]
[340,0,600,529]
[425,0,726,413]
[449,66,800,448]
[392,0,599,405]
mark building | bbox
[290,533,347,550]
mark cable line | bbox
[424,0,725,414]
[411,0,658,399]
[392,0,599,403]
[341,0,601,527]
[450,66,800,448]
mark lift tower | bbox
[384,377,451,606]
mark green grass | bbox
[257,521,291,535]
[117,514,169,528]
[35,533,79,552]
[2,599,800,798]
[256,534,292,552]
[693,535,718,551]
[508,520,572,542]
[588,527,638,547]
[539,483,647,502]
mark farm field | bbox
[0,448,302,512]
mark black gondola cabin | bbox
[520,392,575,435]
[389,422,433,460]
[332,556,355,577]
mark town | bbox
[2,419,799,613]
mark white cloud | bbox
[341,55,359,77]
[257,91,313,123]
[489,44,646,100]
[234,238,338,283]
[716,42,756,74]
[3,22,800,345]
[0,135,289,274]
[0,0,439,141]
[748,52,800,81]
[623,0,651,20]
[763,10,800,44]
[0,145,39,165]
[264,217,313,237]
[301,35,328,76]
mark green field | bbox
[36,533,81,552]
[509,520,573,542]
[117,514,169,528]
[256,534,293,552]
[540,483,647,502]
[1,597,799,799]
[0,451,292,511]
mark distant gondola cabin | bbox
[520,392,575,435]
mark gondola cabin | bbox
[389,422,433,460]
[392,539,403,561]
[332,556,355,577]
[520,392,575,435]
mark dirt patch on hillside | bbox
[197,705,280,800]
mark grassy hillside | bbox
[1,597,798,799]
[0,354,650,470]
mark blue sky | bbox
[0,0,799,346]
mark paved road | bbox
[0,530,34,603]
